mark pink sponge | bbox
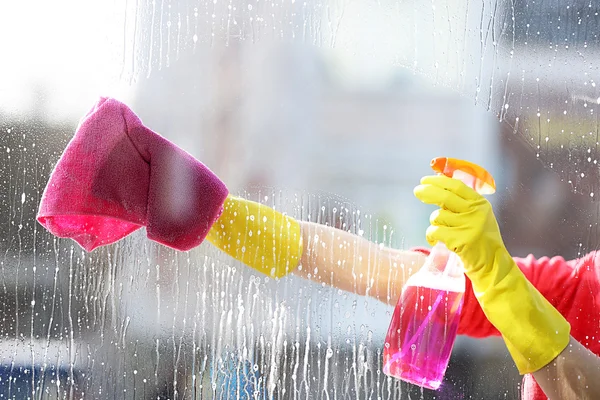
[37,97,229,252]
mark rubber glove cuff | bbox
[471,248,571,374]
[206,195,303,278]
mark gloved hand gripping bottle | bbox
[382,157,496,390]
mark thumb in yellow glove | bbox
[205,195,303,278]
[413,174,570,374]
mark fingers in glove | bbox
[429,208,462,228]
[420,174,480,201]
[425,224,462,253]
[414,182,470,213]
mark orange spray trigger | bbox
[430,157,496,195]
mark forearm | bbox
[533,336,600,400]
[293,221,426,305]
[205,197,426,301]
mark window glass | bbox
[0,0,596,398]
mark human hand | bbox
[413,174,503,275]
[414,174,570,375]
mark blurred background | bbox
[1,0,600,398]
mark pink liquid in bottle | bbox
[382,284,464,390]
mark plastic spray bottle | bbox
[382,157,496,390]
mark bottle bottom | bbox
[383,355,443,390]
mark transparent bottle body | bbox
[383,243,466,389]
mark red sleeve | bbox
[411,248,600,355]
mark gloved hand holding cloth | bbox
[37,97,302,279]
[414,174,571,374]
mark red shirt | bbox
[413,248,600,400]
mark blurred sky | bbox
[0,0,475,120]
[0,0,133,120]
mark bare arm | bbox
[533,336,600,400]
[292,221,427,305]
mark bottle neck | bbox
[429,242,465,278]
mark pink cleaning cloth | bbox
[37,97,229,252]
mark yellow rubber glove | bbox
[205,195,303,278]
[414,174,570,375]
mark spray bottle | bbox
[382,157,496,390]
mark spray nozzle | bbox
[430,157,496,195]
